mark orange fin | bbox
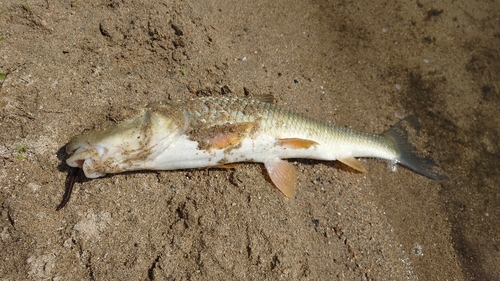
[203,122,254,150]
[276,138,318,149]
[214,163,242,169]
[264,158,297,198]
[338,157,367,173]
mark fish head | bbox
[66,106,186,178]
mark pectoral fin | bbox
[276,138,318,149]
[338,157,367,173]
[264,158,297,198]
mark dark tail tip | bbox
[383,116,447,180]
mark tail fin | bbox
[382,116,446,180]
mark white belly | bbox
[144,133,326,170]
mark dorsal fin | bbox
[254,94,275,104]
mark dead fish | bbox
[58,95,445,209]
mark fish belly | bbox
[143,132,325,171]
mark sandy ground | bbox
[1,0,499,280]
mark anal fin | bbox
[338,157,367,173]
[264,158,297,198]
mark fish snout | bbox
[66,145,108,178]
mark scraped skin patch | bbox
[200,122,254,150]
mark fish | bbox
[57,95,445,210]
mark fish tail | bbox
[382,116,446,180]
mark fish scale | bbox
[181,96,395,161]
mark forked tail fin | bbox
[382,116,447,180]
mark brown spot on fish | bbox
[195,122,254,151]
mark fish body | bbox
[66,96,444,198]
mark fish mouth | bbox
[66,145,108,178]
[74,159,85,169]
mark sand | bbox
[1,0,499,280]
